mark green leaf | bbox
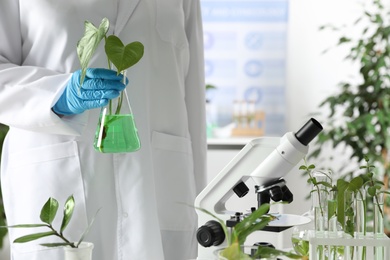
[14,231,56,243]
[345,219,355,237]
[40,198,59,225]
[0,204,7,248]
[60,195,75,233]
[346,207,354,217]
[77,18,110,84]
[206,84,217,90]
[221,241,251,260]
[368,186,377,196]
[317,181,333,188]
[337,179,349,226]
[299,165,307,170]
[254,246,302,259]
[234,204,274,244]
[76,208,101,247]
[1,224,48,229]
[40,242,74,247]
[105,35,144,73]
[291,237,308,256]
[348,177,364,192]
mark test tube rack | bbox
[309,232,390,260]
[231,110,265,137]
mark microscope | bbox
[195,118,323,259]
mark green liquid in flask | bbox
[94,114,141,153]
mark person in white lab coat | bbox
[0,1,206,260]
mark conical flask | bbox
[93,72,141,153]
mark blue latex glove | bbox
[53,68,127,115]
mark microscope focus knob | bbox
[196,220,225,247]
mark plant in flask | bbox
[76,18,144,153]
[94,70,141,153]
[291,228,310,259]
[297,160,332,259]
[359,157,390,260]
[299,160,333,230]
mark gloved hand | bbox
[52,68,128,115]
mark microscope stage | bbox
[265,214,311,232]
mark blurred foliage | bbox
[206,84,217,91]
[310,0,390,233]
[0,123,8,158]
[0,123,9,248]
[312,0,390,167]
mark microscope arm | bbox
[195,136,280,214]
[195,131,309,215]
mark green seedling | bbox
[77,18,109,85]
[1,195,99,248]
[77,18,144,115]
[197,204,302,260]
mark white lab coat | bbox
[0,1,206,260]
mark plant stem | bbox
[308,171,325,217]
[374,194,384,218]
[114,70,126,115]
[357,189,367,260]
[115,92,123,115]
[48,225,76,248]
[105,38,114,115]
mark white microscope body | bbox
[195,118,323,260]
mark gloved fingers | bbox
[79,89,121,100]
[81,78,127,92]
[86,68,124,81]
[78,99,109,111]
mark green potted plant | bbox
[1,195,98,260]
[310,0,390,234]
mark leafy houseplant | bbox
[2,195,98,260]
[76,18,144,153]
[1,195,97,249]
[198,204,303,260]
[310,0,390,234]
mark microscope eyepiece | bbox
[294,118,323,146]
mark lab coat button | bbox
[123,213,128,218]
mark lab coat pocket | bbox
[155,0,188,48]
[152,131,197,231]
[3,141,88,251]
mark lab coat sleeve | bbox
[0,1,87,136]
[184,0,207,194]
